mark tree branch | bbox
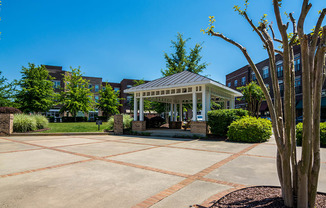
[311,8,326,50]
[269,24,283,44]
[289,13,298,46]
[298,0,312,37]
[209,30,283,151]
[275,49,284,56]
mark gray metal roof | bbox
[124,71,242,96]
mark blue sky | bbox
[0,0,325,84]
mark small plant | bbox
[13,114,37,133]
[227,116,272,143]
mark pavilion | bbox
[124,71,242,135]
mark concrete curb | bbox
[10,132,115,136]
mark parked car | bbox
[296,116,303,124]
[197,115,203,121]
[260,116,272,121]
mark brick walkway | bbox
[0,135,325,208]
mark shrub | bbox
[33,115,49,129]
[105,114,133,131]
[296,122,326,147]
[0,107,22,114]
[13,114,37,132]
[147,116,165,128]
[207,109,248,136]
[227,116,272,143]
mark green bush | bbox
[33,115,49,129]
[13,114,37,133]
[105,114,133,131]
[227,116,272,143]
[207,109,248,136]
[296,122,326,147]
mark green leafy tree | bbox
[203,0,326,207]
[97,83,122,119]
[0,71,17,107]
[161,33,208,77]
[58,67,95,121]
[237,82,265,117]
[16,63,55,113]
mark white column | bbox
[230,97,235,109]
[174,103,177,121]
[206,87,211,113]
[202,87,206,121]
[133,94,138,121]
[192,91,197,121]
[139,96,144,121]
[224,100,227,109]
[170,102,173,121]
[179,103,183,121]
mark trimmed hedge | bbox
[62,117,88,122]
[227,116,272,143]
[207,109,248,137]
[105,114,133,131]
[0,107,22,114]
[296,122,326,147]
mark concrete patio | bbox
[0,135,325,208]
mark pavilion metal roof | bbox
[124,71,242,97]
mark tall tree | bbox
[16,63,55,113]
[237,82,265,117]
[97,83,121,119]
[203,0,326,207]
[161,33,208,77]
[58,67,95,121]
[0,71,16,107]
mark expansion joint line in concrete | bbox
[132,143,259,208]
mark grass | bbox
[37,122,108,133]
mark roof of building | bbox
[124,71,242,96]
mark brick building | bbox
[44,65,143,120]
[225,45,326,119]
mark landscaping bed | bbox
[207,186,326,208]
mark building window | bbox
[295,76,301,87]
[95,95,99,102]
[278,80,284,91]
[114,87,120,92]
[127,85,132,89]
[295,55,301,71]
[53,80,60,89]
[277,62,283,77]
[241,77,246,85]
[262,67,269,78]
[88,84,92,89]
[228,82,231,87]
[234,80,238,87]
[252,72,256,81]
[95,85,99,92]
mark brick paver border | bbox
[0,135,283,208]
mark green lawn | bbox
[39,122,108,133]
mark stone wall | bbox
[114,115,123,135]
[132,121,146,131]
[0,114,14,135]
[191,121,208,136]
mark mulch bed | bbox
[202,186,326,208]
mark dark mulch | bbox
[209,186,326,208]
